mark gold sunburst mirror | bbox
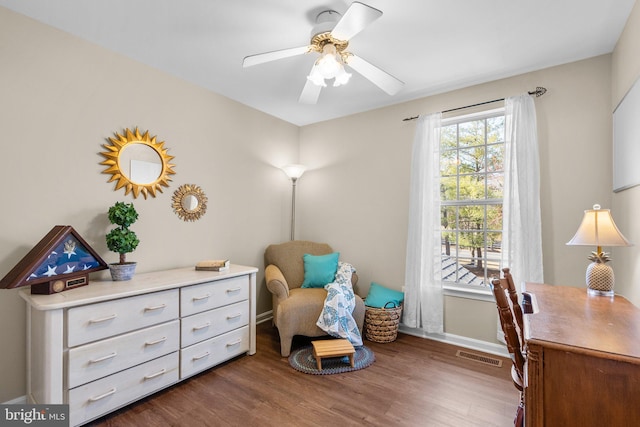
[172,184,208,222]
[100,127,176,199]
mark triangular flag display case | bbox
[0,225,108,294]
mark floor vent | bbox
[456,350,503,367]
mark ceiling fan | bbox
[242,2,404,104]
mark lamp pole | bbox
[281,164,306,241]
[290,177,298,241]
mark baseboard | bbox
[3,395,27,405]
[398,324,509,358]
[256,310,273,325]
[258,310,506,357]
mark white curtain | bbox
[501,95,544,289]
[404,112,443,333]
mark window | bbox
[439,108,504,289]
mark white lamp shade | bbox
[281,164,306,180]
[567,205,632,247]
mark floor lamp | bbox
[281,164,306,241]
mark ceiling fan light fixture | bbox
[307,43,351,88]
[316,44,341,78]
[307,65,327,87]
[333,67,352,87]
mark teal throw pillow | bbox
[301,252,340,288]
[365,282,405,308]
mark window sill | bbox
[443,284,494,302]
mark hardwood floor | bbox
[89,322,518,427]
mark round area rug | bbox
[288,344,375,375]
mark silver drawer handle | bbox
[89,388,116,402]
[145,336,167,346]
[226,339,242,347]
[192,351,210,361]
[227,313,242,320]
[144,303,167,311]
[89,314,117,324]
[192,322,211,331]
[144,368,167,380]
[226,287,242,293]
[192,293,210,301]
[89,352,118,364]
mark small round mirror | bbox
[172,184,207,221]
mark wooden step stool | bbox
[311,339,355,370]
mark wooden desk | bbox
[523,283,640,426]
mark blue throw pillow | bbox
[301,252,340,288]
[365,282,405,308]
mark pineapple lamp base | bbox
[586,260,615,297]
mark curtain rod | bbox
[401,86,547,122]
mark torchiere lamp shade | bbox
[0,225,108,294]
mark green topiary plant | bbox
[106,201,140,264]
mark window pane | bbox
[458,206,485,231]
[458,174,485,200]
[487,116,505,143]
[487,206,503,231]
[440,149,458,175]
[487,231,502,253]
[486,143,504,172]
[459,120,485,147]
[486,173,503,198]
[440,176,457,201]
[459,146,485,174]
[441,206,456,230]
[441,125,457,150]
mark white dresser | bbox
[19,265,257,426]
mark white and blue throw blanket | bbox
[316,262,363,347]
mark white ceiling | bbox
[0,0,635,126]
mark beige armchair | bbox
[264,240,365,357]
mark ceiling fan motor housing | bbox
[310,10,349,54]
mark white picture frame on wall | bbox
[613,75,640,192]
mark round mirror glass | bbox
[182,194,199,212]
[119,143,163,185]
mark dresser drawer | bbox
[180,276,248,317]
[180,326,249,379]
[69,352,178,426]
[67,320,179,389]
[67,289,179,347]
[181,300,249,347]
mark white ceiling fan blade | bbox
[299,67,323,104]
[243,46,310,68]
[330,2,383,41]
[346,54,404,95]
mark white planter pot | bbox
[109,262,137,281]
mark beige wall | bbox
[1,3,632,404]
[298,54,613,345]
[0,8,299,402]
[612,1,640,305]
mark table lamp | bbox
[566,204,632,296]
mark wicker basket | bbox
[364,302,403,343]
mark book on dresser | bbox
[195,259,230,271]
